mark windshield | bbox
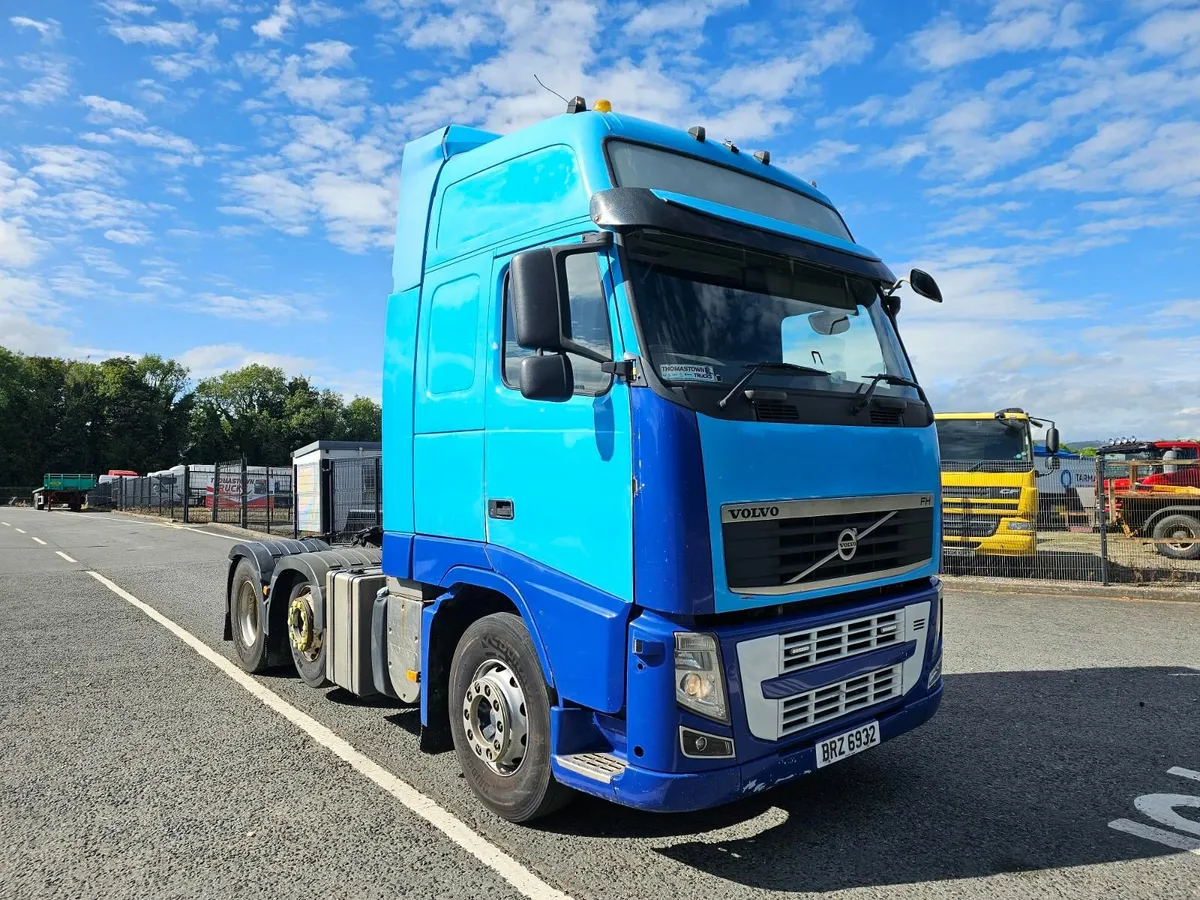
[624,231,916,400]
[936,419,1033,468]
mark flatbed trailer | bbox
[33,474,97,512]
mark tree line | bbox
[0,347,381,488]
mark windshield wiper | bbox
[850,372,927,415]
[718,361,828,408]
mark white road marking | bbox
[1,521,9,526]
[87,514,241,541]
[85,570,572,900]
[56,551,77,563]
[1170,767,1200,783]
[32,536,47,545]
[1109,819,1200,854]
[14,528,25,533]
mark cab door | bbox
[483,242,633,603]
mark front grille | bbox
[780,663,903,736]
[943,486,1022,500]
[942,512,1001,538]
[722,494,935,594]
[754,400,799,423]
[780,610,904,673]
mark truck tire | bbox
[286,579,328,688]
[449,612,572,823]
[230,559,273,672]
[1152,514,1200,560]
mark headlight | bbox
[1006,520,1034,531]
[674,632,729,723]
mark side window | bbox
[501,252,614,396]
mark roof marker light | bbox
[566,96,586,114]
[754,149,770,165]
[593,99,612,112]
[723,139,739,154]
[688,125,706,141]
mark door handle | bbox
[488,499,514,520]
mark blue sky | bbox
[1,0,1197,440]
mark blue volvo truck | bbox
[223,97,947,823]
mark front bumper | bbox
[943,522,1036,557]
[552,681,943,812]
[550,579,945,813]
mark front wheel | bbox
[449,613,572,823]
[1152,514,1200,560]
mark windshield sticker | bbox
[660,364,721,384]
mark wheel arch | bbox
[1143,504,1200,534]
[419,567,554,753]
[222,538,332,642]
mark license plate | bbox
[815,721,879,769]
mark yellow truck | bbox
[934,409,1060,558]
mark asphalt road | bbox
[1,507,1197,900]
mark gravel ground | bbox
[1,507,1198,900]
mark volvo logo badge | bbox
[837,528,859,561]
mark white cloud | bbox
[406,13,492,54]
[304,39,355,70]
[151,33,221,79]
[104,228,149,244]
[252,0,296,40]
[910,1,1087,70]
[9,16,61,41]
[626,0,746,37]
[4,56,71,106]
[24,146,117,184]
[101,1,157,14]
[81,94,147,123]
[711,22,874,100]
[0,218,45,266]
[109,21,200,46]
[777,140,859,178]
[110,126,202,160]
[190,292,307,319]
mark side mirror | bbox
[510,249,563,351]
[1046,426,1060,455]
[909,269,943,303]
[519,354,574,402]
[509,238,612,364]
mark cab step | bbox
[555,752,627,784]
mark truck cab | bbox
[934,409,1059,559]
[223,100,948,822]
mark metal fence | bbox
[0,486,39,506]
[940,457,1199,587]
[95,460,295,538]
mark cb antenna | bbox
[534,74,568,105]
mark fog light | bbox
[928,658,942,689]
[680,726,735,759]
[1006,520,1034,532]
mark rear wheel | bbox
[1152,514,1200,560]
[286,579,328,688]
[449,613,572,823]
[230,559,272,672]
